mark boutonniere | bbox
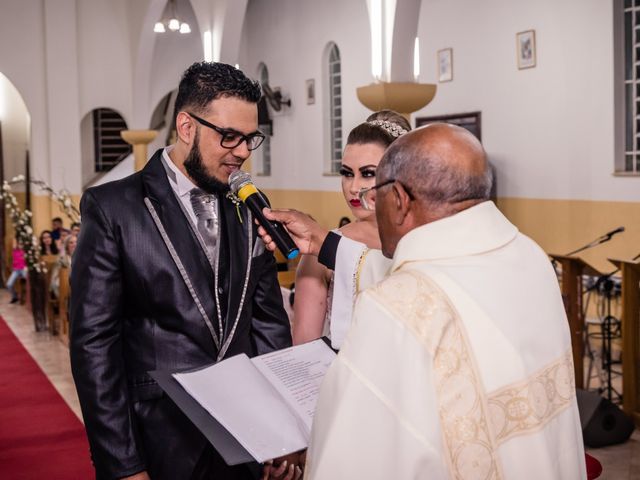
[226,192,243,224]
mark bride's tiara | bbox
[367,119,408,138]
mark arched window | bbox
[327,43,342,174]
[257,63,272,176]
[618,0,640,173]
[90,108,131,172]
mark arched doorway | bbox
[0,72,30,283]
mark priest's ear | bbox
[175,111,196,145]
[390,182,413,226]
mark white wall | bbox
[415,0,636,202]
[240,0,373,192]
[0,0,49,190]
[77,0,134,123]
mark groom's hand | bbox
[261,451,304,480]
[257,208,328,257]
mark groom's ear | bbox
[175,111,195,145]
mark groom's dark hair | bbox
[173,62,261,120]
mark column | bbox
[120,130,158,172]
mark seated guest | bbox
[337,216,350,228]
[56,227,71,251]
[50,217,63,241]
[261,124,586,479]
[70,221,81,236]
[39,230,59,256]
[50,234,77,299]
[293,110,410,349]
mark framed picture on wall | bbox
[305,79,315,105]
[516,30,536,69]
[415,111,481,140]
[437,48,453,82]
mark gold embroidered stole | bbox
[368,269,576,480]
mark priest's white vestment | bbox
[306,201,586,479]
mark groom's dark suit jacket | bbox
[70,150,292,480]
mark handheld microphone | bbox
[603,226,625,240]
[229,171,299,260]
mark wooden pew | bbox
[57,266,70,346]
[40,254,59,334]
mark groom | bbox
[70,62,292,480]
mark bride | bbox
[292,110,410,347]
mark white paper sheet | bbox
[252,340,336,436]
[172,340,336,463]
[174,354,307,463]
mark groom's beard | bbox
[184,130,230,195]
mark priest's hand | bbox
[261,451,304,480]
[258,208,328,257]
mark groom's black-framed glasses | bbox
[187,112,266,151]
[358,178,414,211]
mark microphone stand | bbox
[551,230,623,278]
[564,231,621,257]
[583,253,638,404]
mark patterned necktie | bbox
[189,188,219,259]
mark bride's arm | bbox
[292,254,330,345]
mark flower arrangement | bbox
[0,175,81,273]
[10,177,81,224]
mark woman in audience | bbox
[39,230,59,256]
[50,234,77,299]
[293,110,410,347]
[55,228,71,252]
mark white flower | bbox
[24,226,32,235]
[63,198,71,207]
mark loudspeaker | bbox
[576,389,635,448]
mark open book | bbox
[172,339,336,463]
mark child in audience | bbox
[7,238,27,304]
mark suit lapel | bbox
[219,196,251,337]
[141,152,219,340]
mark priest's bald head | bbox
[375,123,493,258]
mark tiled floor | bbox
[1,289,638,478]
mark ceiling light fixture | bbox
[154,0,190,34]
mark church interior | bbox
[0,0,639,478]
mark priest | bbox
[260,124,586,479]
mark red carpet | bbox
[0,316,94,479]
